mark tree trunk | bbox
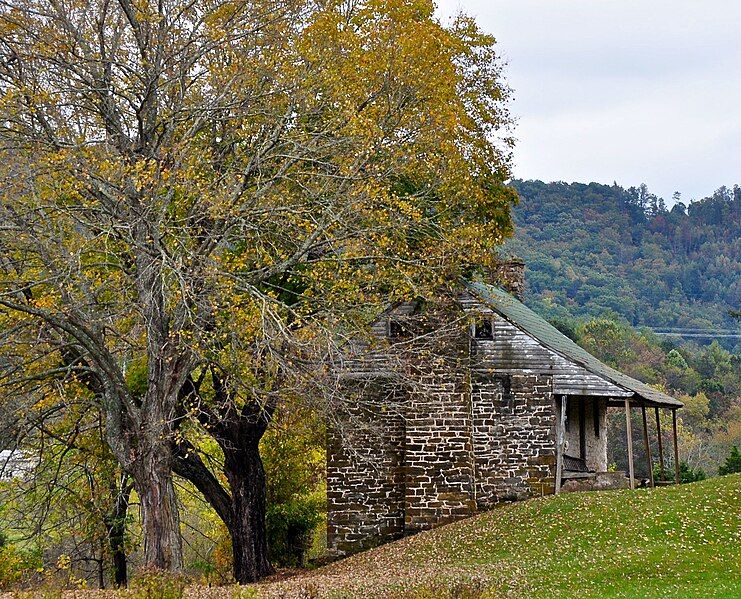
[106,481,132,588]
[172,439,234,530]
[111,534,128,588]
[133,452,183,572]
[172,375,274,583]
[224,441,273,584]
[98,546,105,589]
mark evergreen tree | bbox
[718,446,741,476]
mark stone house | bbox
[327,261,683,556]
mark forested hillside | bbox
[507,181,740,351]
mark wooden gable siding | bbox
[460,293,631,397]
[339,340,394,378]
[341,303,418,378]
[369,302,417,337]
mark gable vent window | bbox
[388,320,405,338]
[474,319,494,340]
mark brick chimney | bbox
[488,258,525,300]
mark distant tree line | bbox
[509,180,740,351]
[513,181,739,479]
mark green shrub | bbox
[128,570,188,599]
[267,494,323,568]
[653,460,706,483]
[718,446,741,475]
[0,544,43,590]
[261,406,325,568]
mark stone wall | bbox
[327,370,559,556]
[485,259,526,300]
[326,385,406,555]
[563,396,608,471]
[472,374,556,507]
[588,399,608,471]
[326,280,566,557]
[404,367,476,532]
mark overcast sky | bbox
[436,0,741,203]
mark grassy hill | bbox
[255,475,741,598]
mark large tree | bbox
[0,0,516,580]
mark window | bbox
[474,319,493,340]
[388,320,404,338]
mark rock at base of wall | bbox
[561,471,631,493]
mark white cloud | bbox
[436,0,741,201]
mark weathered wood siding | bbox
[460,293,631,398]
[340,302,418,378]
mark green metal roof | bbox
[467,282,683,409]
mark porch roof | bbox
[467,282,683,409]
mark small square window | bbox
[388,320,404,338]
[474,319,493,340]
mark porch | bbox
[554,394,682,493]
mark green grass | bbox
[256,475,741,598]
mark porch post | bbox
[579,399,586,462]
[555,395,567,494]
[624,398,635,490]
[672,409,680,485]
[641,406,654,488]
[655,407,665,482]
